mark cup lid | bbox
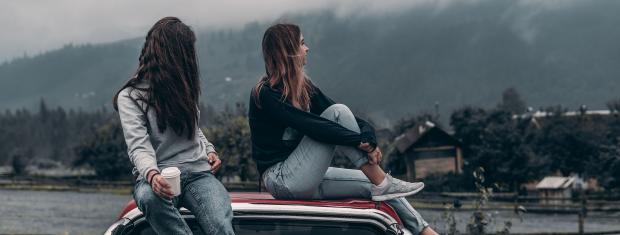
[161,167,181,177]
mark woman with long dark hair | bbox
[114,17,234,234]
[249,23,438,235]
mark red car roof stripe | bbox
[117,192,403,225]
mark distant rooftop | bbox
[536,176,576,190]
[513,110,611,119]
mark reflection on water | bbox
[1,189,619,234]
[0,189,131,234]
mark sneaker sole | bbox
[371,183,425,201]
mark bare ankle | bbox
[360,163,386,185]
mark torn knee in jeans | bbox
[320,104,359,132]
[321,104,352,120]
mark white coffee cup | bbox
[161,167,181,196]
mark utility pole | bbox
[578,190,586,234]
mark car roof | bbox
[118,192,402,224]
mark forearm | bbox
[197,128,216,154]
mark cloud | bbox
[504,0,581,44]
[0,0,578,62]
[0,0,437,62]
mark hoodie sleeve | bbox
[258,85,375,147]
[197,128,217,155]
[116,88,159,178]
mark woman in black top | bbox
[249,23,437,235]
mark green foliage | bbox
[438,167,519,234]
[0,100,113,167]
[451,106,533,190]
[529,114,608,177]
[599,141,620,188]
[203,103,257,182]
[451,101,620,191]
[10,149,29,176]
[466,167,515,235]
[74,121,132,180]
[0,100,259,181]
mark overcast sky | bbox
[0,0,455,63]
[0,0,575,63]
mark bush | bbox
[74,121,132,180]
[204,103,257,182]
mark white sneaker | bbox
[371,174,424,201]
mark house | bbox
[536,176,587,205]
[389,121,463,181]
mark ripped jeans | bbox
[262,104,429,235]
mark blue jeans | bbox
[263,104,429,235]
[134,170,234,235]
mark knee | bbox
[134,184,165,213]
[191,184,232,214]
[322,104,351,115]
[320,104,359,132]
[321,104,354,121]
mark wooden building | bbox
[391,121,463,181]
[535,176,588,205]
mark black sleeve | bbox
[259,86,371,147]
[310,85,377,147]
[355,116,377,147]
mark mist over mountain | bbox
[1,0,619,126]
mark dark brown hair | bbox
[113,16,200,140]
[253,23,312,110]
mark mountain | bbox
[1,0,620,126]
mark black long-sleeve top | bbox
[249,82,376,175]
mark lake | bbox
[1,189,619,234]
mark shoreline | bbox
[2,180,620,214]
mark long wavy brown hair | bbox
[253,23,312,110]
[113,16,200,140]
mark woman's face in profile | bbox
[300,33,309,65]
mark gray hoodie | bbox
[116,84,216,179]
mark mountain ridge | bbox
[1,0,619,126]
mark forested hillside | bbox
[2,0,620,125]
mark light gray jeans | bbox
[262,104,429,235]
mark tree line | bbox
[2,90,620,192]
[0,99,255,181]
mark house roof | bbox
[393,121,461,154]
[536,176,576,189]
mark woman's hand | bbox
[147,171,174,200]
[359,142,382,165]
[208,152,222,173]
[358,142,374,152]
[367,147,382,165]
